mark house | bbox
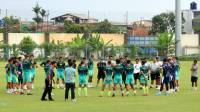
[51,13,98,24]
[127,20,152,36]
[110,21,132,33]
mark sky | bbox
[0,0,196,22]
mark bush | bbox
[179,54,200,61]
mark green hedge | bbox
[179,54,200,61]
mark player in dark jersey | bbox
[16,57,24,94]
[72,59,77,69]
[156,58,171,96]
[40,59,51,77]
[169,58,176,93]
[41,61,56,101]
[96,59,106,87]
[121,57,127,86]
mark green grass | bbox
[0,61,200,112]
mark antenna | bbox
[88,10,90,19]
[125,11,128,26]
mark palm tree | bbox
[67,34,86,58]
[156,32,174,57]
[32,3,42,32]
[87,34,112,59]
[40,9,46,32]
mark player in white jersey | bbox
[134,58,141,88]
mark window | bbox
[145,37,149,41]
[145,40,149,45]
[135,37,140,41]
[140,37,145,40]
[135,41,140,45]
[140,41,145,45]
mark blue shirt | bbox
[162,63,171,77]
[65,67,76,83]
[170,63,176,76]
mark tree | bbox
[67,34,86,58]
[0,43,11,59]
[19,36,37,54]
[2,16,20,32]
[40,9,46,32]
[21,24,33,33]
[156,32,174,56]
[87,34,112,58]
[64,20,86,33]
[129,45,138,59]
[54,40,66,56]
[82,28,93,58]
[108,45,117,57]
[150,12,175,35]
[11,44,20,57]
[93,19,120,33]
[40,41,55,57]
[32,3,43,32]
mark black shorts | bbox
[150,72,160,81]
[97,71,105,80]
[191,76,198,82]
[134,73,140,80]
[18,77,23,84]
[122,73,126,82]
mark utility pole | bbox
[5,9,8,33]
[85,10,90,59]
[19,17,21,33]
[46,10,50,32]
[125,11,128,27]
[87,10,90,21]
[175,0,182,57]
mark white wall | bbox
[181,34,199,55]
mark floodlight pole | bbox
[175,0,182,57]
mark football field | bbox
[0,61,200,112]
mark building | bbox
[131,20,152,28]
[110,21,132,33]
[0,19,4,27]
[127,20,152,36]
[126,20,154,47]
[125,20,157,55]
[51,13,98,24]
[182,10,200,34]
[182,2,200,34]
[127,36,158,47]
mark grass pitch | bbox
[0,61,200,112]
